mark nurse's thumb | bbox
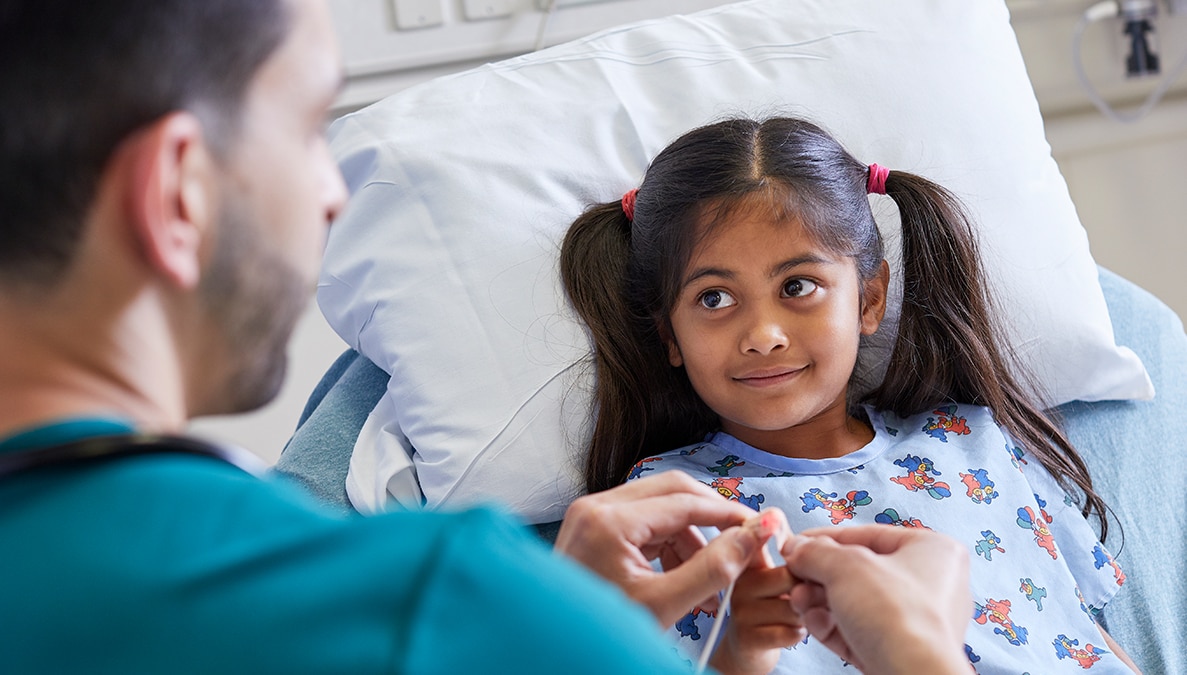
[645,517,771,624]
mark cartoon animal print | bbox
[974,530,1006,561]
[973,598,1029,646]
[1092,544,1126,586]
[959,468,998,505]
[706,454,745,477]
[889,455,951,499]
[873,508,930,530]
[710,476,765,511]
[964,644,981,664]
[1016,494,1057,559]
[765,471,795,478]
[1020,578,1047,611]
[846,464,866,475]
[1006,441,1028,470]
[627,456,663,481]
[675,606,717,640]
[922,404,972,442]
[800,488,872,525]
[1074,586,1092,617]
[1053,634,1110,668]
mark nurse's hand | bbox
[555,471,777,627]
[783,525,972,675]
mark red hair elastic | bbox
[621,188,639,221]
[867,163,889,195]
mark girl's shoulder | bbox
[627,440,724,482]
[871,402,1000,438]
[871,403,1015,465]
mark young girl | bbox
[560,117,1136,674]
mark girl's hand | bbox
[709,563,805,675]
[709,510,804,675]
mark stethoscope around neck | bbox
[0,433,267,480]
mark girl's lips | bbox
[734,366,805,386]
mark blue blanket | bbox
[275,268,1186,673]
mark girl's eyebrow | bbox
[770,253,834,278]
[682,266,735,288]
[682,254,834,289]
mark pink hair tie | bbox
[621,188,639,221]
[867,163,890,195]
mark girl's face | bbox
[665,206,888,458]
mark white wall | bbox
[1012,0,1187,326]
[191,0,1187,463]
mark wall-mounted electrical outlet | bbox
[537,0,615,9]
[392,0,444,29]
[464,0,516,20]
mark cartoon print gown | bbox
[632,405,1128,673]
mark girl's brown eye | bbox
[782,278,818,297]
[698,289,735,309]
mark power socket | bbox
[463,0,515,20]
[537,0,615,9]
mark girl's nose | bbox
[741,307,790,355]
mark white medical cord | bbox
[694,576,737,675]
[533,0,559,51]
[1073,0,1187,122]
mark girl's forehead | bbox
[691,185,810,233]
[689,196,817,255]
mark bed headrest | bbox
[320,0,1152,522]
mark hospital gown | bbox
[633,404,1129,673]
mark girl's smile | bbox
[732,366,806,387]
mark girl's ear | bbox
[860,260,890,336]
[659,323,684,367]
[667,338,684,368]
[122,111,216,290]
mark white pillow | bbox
[320,0,1154,523]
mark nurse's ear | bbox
[119,111,217,290]
[860,260,890,336]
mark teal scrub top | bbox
[0,420,692,673]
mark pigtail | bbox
[561,202,714,494]
[873,172,1109,539]
[561,202,641,494]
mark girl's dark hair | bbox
[560,117,1109,540]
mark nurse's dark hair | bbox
[560,116,1110,540]
[0,0,289,288]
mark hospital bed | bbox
[274,1,1187,672]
